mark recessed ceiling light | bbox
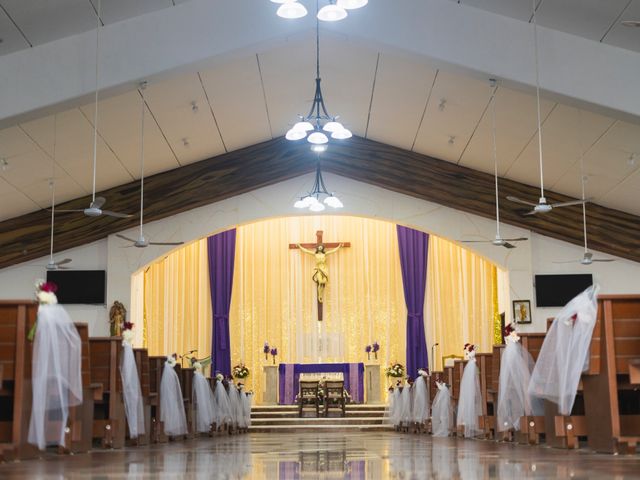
[438,99,447,111]
[182,137,190,147]
[621,20,640,27]
[628,153,637,167]
[191,101,198,113]
[448,135,455,145]
[0,158,8,171]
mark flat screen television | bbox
[46,270,106,305]
[534,274,593,307]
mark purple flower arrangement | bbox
[365,342,381,360]
[270,347,278,365]
[263,342,270,360]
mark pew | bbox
[132,348,153,445]
[475,352,494,439]
[176,365,194,438]
[0,301,38,460]
[451,359,465,436]
[582,295,640,454]
[487,344,506,440]
[89,337,126,448]
[148,356,168,443]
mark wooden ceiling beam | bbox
[0,136,638,270]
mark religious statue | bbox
[297,243,342,303]
[109,301,127,337]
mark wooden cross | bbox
[289,230,350,321]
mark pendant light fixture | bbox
[285,2,352,150]
[272,0,367,21]
[293,156,343,211]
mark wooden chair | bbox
[148,356,168,443]
[0,301,39,460]
[582,295,640,454]
[132,348,152,445]
[324,380,346,417]
[298,381,320,417]
[89,337,126,448]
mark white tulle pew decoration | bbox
[227,379,243,429]
[528,285,599,415]
[120,328,145,439]
[160,355,188,436]
[192,367,216,433]
[386,386,399,426]
[399,380,413,428]
[28,282,83,450]
[431,380,453,437]
[412,369,430,425]
[213,375,233,428]
[456,344,483,438]
[242,391,252,428]
[497,325,543,431]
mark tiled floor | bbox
[0,432,639,479]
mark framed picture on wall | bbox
[513,300,532,324]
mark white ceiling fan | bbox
[507,0,589,215]
[461,79,528,249]
[554,158,614,266]
[57,0,132,220]
[116,82,184,249]
[44,115,73,271]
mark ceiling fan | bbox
[554,160,614,266]
[507,0,589,215]
[116,82,184,249]
[461,79,528,249]
[57,0,131,220]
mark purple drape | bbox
[397,225,429,378]
[207,229,236,376]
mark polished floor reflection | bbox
[1,432,639,479]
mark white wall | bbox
[1,173,638,336]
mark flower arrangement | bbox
[263,342,270,360]
[215,373,224,382]
[504,324,520,344]
[385,362,405,378]
[190,355,211,372]
[463,343,476,360]
[365,344,372,360]
[417,368,430,378]
[372,341,380,359]
[28,280,59,341]
[233,363,250,379]
[270,348,278,365]
[121,321,135,346]
[35,279,58,305]
[436,380,448,391]
[166,353,178,368]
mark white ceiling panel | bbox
[506,105,614,187]
[199,56,272,152]
[603,1,640,52]
[91,0,173,25]
[460,86,554,176]
[412,70,491,162]
[0,0,97,47]
[600,169,640,216]
[0,126,40,158]
[259,35,378,138]
[80,91,178,177]
[20,108,133,193]
[0,6,30,54]
[366,54,437,150]
[460,0,533,22]
[0,177,40,219]
[143,72,226,165]
[552,163,623,202]
[536,0,629,41]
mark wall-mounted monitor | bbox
[534,274,593,307]
[46,270,106,305]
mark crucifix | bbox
[289,230,350,321]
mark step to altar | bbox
[249,404,392,433]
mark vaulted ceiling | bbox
[0,0,639,267]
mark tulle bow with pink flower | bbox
[463,343,476,360]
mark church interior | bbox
[0,1,639,478]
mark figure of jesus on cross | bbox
[290,230,350,321]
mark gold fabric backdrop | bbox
[141,215,498,403]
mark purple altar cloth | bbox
[278,363,365,404]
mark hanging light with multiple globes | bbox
[270,0,368,21]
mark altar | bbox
[278,363,365,404]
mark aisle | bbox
[0,432,638,479]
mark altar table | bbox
[278,363,365,404]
